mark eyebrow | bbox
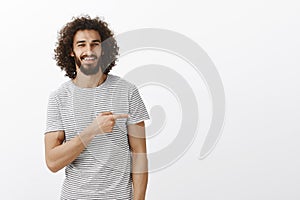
[76,40,101,44]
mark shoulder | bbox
[48,80,73,102]
[107,74,141,100]
[108,74,136,91]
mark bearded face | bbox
[71,29,103,76]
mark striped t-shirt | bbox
[45,74,149,200]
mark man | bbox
[44,15,149,200]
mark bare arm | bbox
[44,112,128,173]
[44,130,88,172]
[128,121,148,200]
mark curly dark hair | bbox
[54,15,119,79]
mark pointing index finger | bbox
[112,114,130,120]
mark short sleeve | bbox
[127,85,150,125]
[45,93,64,134]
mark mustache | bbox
[80,54,98,60]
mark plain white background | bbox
[0,0,299,199]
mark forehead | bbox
[73,29,101,42]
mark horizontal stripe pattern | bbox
[45,74,149,200]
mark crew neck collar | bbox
[70,74,110,90]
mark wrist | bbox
[79,127,97,147]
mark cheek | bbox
[72,47,82,56]
[73,51,83,59]
[95,46,102,55]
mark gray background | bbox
[0,0,299,199]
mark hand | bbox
[92,111,129,135]
[79,111,129,147]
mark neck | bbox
[73,71,107,88]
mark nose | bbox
[85,44,93,55]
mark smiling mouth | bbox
[81,55,97,62]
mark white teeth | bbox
[83,57,95,61]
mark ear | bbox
[70,51,74,57]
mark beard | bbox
[74,54,102,76]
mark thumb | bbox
[99,111,113,116]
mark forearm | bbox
[131,153,148,200]
[45,112,126,173]
[46,129,95,172]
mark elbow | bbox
[46,160,61,173]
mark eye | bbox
[77,44,85,47]
[92,43,100,47]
